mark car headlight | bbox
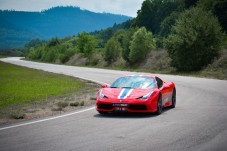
[137,91,154,100]
[99,90,108,99]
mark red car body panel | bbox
[96,74,175,113]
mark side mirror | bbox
[102,84,109,88]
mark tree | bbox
[25,39,45,48]
[184,0,199,8]
[129,27,156,64]
[165,7,224,71]
[133,0,184,34]
[112,29,126,47]
[160,11,180,37]
[47,37,60,47]
[77,32,97,57]
[198,0,227,32]
[122,28,138,62]
[104,38,122,64]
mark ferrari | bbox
[96,74,176,115]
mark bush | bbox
[80,101,85,106]
[165,7,224,71]
[57,102,68,108]
[10,110,25,119]
[70,102,79,107]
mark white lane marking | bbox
[0,107,95,131]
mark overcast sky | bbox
[0,0,144,17]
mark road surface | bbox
[0,57,227,151]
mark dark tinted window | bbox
[155,77,163,88]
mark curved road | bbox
[0,57,227,151]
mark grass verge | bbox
[0,55,7,58]
[0,61,100,124]
[0,61,84,108]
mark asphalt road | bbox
[0,57,227,151]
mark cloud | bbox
[0,0,143,17]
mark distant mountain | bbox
[0,6,131,50]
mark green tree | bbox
[98,28,114,47]
[122,28,138,62]
[112,29,126,47]
[184,0,199,8]
[104,38,122,64]
[165,7,224,71]
[198,0,227,32]
[25,39,45,48]
[77,32,97,57]
[160,11,180,37]
[48,37,60,47]
[41,47,57,62]
[129,27,156,64]
[133,0,184,34]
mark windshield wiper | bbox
[121,87,133,89]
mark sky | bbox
[0,0,144,17]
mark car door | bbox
[155,77,171,106]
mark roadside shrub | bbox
[10,110,25,119]
[70,102,79,107]
[57,102,68,108]
[80,101,85,106]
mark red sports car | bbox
[96,74,176,115]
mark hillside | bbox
[0,6,131,50]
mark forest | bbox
[24,0,227,78]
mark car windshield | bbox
[110,76,156,89]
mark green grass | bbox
[0,55,7,58]
[0,61,84,108]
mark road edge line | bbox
[0,107,95,131]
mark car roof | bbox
[125,74,157,79]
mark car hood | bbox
[101,88,153,99]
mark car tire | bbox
[170,88,176,108]
[155,95,162,115]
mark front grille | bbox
[98,104,113,110]
[128,105,147,110]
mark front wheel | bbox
[155,95,162,115]
[170,88,176,108]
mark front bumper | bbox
[96,99,157,113]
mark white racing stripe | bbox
[0,107,95,131]
[118,88,133,99]
[124,89,133,99]
[118,89,125,99]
